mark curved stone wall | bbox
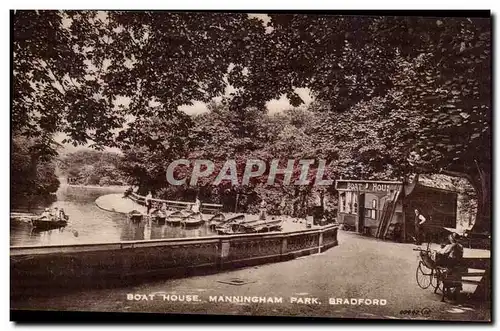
[11,225,338,292]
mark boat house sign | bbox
[336,181,402,193]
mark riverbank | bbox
[95,193,146,214]
[66,183,128,190]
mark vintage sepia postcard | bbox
[10,10,491,322]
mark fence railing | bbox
[129,193,223,214]
[11,225,338,290]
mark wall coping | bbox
[11,225,338,256]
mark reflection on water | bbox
[10,184,217,247]
[10,193,57,215]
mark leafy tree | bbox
[390,17,491,232]
[227,15,491,232]
[13,11,125,152]
[60,150,127,185]
[304,17,491,232]
[11,135,60,202]
[116,107,198,193]
[161,103,276,211]
[12,11,491,231]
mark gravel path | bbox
[11,231,491,321]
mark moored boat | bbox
[216,223,238,235]
[166,210,188,225]
[128,210,144,222]
[214,214,246,234]
[150,210,167,224]
[239,219,283,233]
[181,212,205,227]
[207,213,225,229]
[216,227,235,235]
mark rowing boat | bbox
[31,217,68,230]
[207,213,226,230]
[128,210,144,222]
[166,210,189,225]
[150,210,167,224]
[181,212,205,227]
[214,214,246,233]
[238,219,283,233]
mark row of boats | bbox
[209,214,283,235]
[128,209,205,227]
[127,209,284,235]
[22,206,284,236]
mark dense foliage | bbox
[11,135,60,202]
[59,150,127,186]
[12,11,491,230]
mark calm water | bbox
[10,184,217,247]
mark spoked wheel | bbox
[416,261,432,289]
[431,270,443,293]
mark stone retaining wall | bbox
[11,225,338,292]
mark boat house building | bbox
[335,178,458,242]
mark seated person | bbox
[51,207,59,220]
[434,233,465,299]
[40,208,51,219]
[435,233,464,271]
[58,208,67,220]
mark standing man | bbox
[259,198,267,220]
[414,208,427,245]
[145,191,153,215]
[123,186,133,198]
[192,197,202,213]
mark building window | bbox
[361,199,378,219]
[340,192,360,215]
[346,192,352,214]
[364,208,377,219]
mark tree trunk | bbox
[439,163,491,234]
[470,167,491,234]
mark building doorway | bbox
[357,193,365,233]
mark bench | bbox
[437,257,490,302]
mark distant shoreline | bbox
[64,183,128,190]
